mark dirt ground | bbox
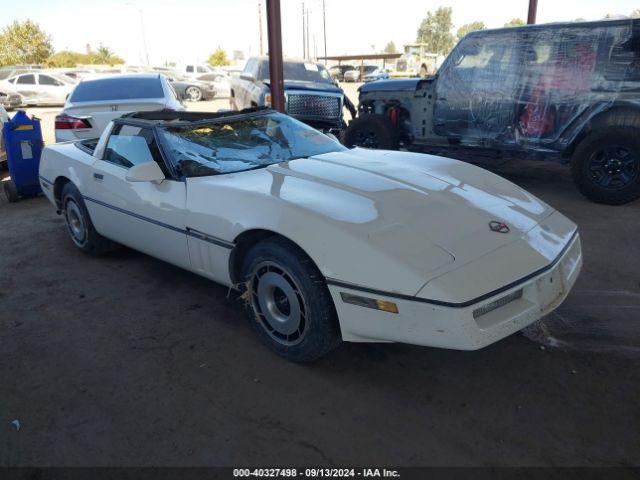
[1,87,639,466]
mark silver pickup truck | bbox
[230,57,355,136]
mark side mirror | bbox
[125,161,165,184]
[240,72,256,82]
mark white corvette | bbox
[39,109,582,361]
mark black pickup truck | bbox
[230,57,355,136]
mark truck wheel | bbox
[3,179,19,203]
[343,114,399,150]
[61,183,118,255]
[571,127,640,205]
[242,237,342,362]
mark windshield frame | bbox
[152,110,346,179]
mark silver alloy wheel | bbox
[249,260,308,346]
[64,198,88,247]
[185,86,202,102]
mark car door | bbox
[11,74,39,104]
[433,31,520,143]
[84,123,191,270]
[37,74,66,105]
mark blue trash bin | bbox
[2,110,44,203]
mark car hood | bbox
[359,77,434,93]
[186,148,558,296]
[268,148,554,266]
[0,82,20,95]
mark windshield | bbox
[157,112,347,177]
[262,62,333,84]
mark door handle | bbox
[93,173,104,181]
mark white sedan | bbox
[54,74,184,143]
[39,109,582,362]
[3,72,75,106]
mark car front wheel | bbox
[242,237,342,362]
[571,127,640,205]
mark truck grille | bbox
[286,93,341,120]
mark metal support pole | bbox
[302,2,306,58]
[258,1,264,56]
[266,0,285,112]
[527,0,538,24]
[322,0,327,64]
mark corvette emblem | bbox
[489,221,510,234]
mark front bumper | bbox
[0,94,22,110]
[329,233,582,350]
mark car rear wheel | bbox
[185,86,202,102]
[343,114,399,150]
[242,237,342,362]
[3,179,19,203]
[571,127,640,205]
[61,182,118,255]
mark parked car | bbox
[0,85,22,110]
[195,72,231,98]
[180,63,219,79]
[162,73,217,102]
[39,108,582,361]
[345,19,640,205]
[230,57,352,135]
[54,74,184,143]
[363,69,390,83]
[344,65,379,82]
[3,72,75,106]
[328,64,356,82]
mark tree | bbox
[0,20,53,67]
[416,7,455,56]
[630,9,640,18]
[95,44,114,64]
[208,48,230,66]
[504,18,526,28]
[456,21,485,40]
[45,47,124,68]
[46,51,86,68]
[383,42,397,54]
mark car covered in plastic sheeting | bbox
[345,19,640,205]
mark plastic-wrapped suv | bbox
[344,19,640,205]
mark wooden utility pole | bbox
[266,0,285,112]
[527,0,538,24]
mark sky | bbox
[2,0,639,66]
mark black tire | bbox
[241,237,342,362]
[61,182,117,255]
[571,127,640,205]
[343,114,399,150]
[3,179,19,203]
[185,86,202,102]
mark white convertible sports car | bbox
[39,109,582,361]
